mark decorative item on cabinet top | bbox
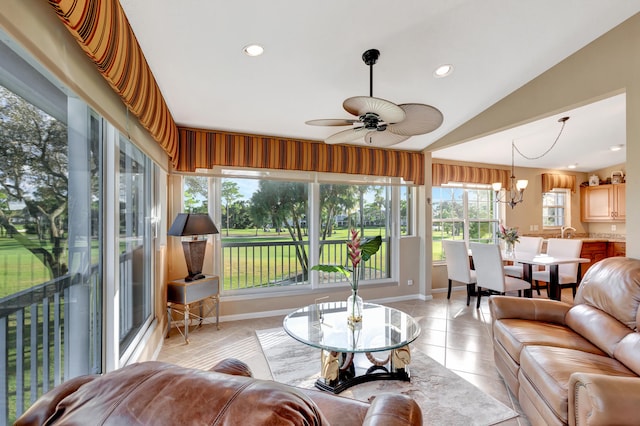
[611,171,624,184]
[589,175,600,186]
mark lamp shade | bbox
[168,213,219,237]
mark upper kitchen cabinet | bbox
[580,183,625,222]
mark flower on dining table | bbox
[497,224,520,245]
[311,228,382,292]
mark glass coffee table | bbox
[283,301,421,393]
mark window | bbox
[432,185,498,261]
[118,137,153,356]
[317,184,391,285]
[400,186,413,236]
[0,36,102,422]
[542,189,569,228]
[180,173,399,293]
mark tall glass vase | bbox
[505,241,514,258]
[347,289,363,324]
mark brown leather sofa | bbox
[14,358,422,425]
[489,256,640,426]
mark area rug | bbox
[256,328,518,426]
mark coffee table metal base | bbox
[316,346,412,394]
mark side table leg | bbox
[184,304,190,344]
[215,295,220,330]
[166,305,171,338]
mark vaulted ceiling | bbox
[119,1,640,171]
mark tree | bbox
[183,176,208,213]
[0,86,69,278]
[250,181,308,280]
[221,180,241,236]
[318,184,356,239]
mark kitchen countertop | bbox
[537,237,625,243]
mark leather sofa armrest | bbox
[208,358,253,377]
[14,375,98,426]
[570,373,640,426]
[489,295,571,324]
[363,393,422,426]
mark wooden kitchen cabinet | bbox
[580,241,609,275]
[608,241,626,257]
[580,183,625,222]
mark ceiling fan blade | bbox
[386,103,443,136]
[364,130,410,147]
[325,127,366,145]
[305,119,359,126]
[343,96,405,123]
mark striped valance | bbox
[541,173,576,193]
[48,0,179,166]
[176,128,425,185]
[432,163,509,187]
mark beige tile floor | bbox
[157,287,576,425]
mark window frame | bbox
[432,184,500,262]
[179,170,406,295]
[542,188,570,229]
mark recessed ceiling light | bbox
[568,164,577,169]
[243,44,264,57]
[434,64,453,78]
[609,144,624,151]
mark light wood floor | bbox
[157,287,576,426]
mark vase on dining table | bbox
[347,289,363,324]
[505,241,515,258]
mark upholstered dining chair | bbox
[532,238,583,298]
[503,236,543,279]
[442,240,477,306]
[469,242,531,309]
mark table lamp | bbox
[168,213,219,281]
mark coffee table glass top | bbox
[283,302,421,353]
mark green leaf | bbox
[310,264,350,279]
[360,235,382,262]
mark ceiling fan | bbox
[306,48,444,147]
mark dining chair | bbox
[532,238,583,298]
[442,240,477,306]
[503,236,543,279]
[469,242,531,309]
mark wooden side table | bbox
[166,275,220,343]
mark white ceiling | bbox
[119,1,639,171]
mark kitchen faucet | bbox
[560,226,576,239]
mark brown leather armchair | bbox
[15,358,422,425]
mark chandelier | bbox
[492,142,528,208]
[493,116,570,209]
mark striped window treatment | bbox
[432,163,509,187]
[541,173,576,192]
[176,128,426,185]
[48,0,179,166]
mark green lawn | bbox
[0,227,390,297]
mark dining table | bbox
[504,251,590,300]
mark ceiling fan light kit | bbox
[306,48,443,147]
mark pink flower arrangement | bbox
[497,224,520,245]
[311,229,381,292]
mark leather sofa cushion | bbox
[574,257,640,331]
[43,362,329,425]
[493,318,605,365]
[519,345,636,424]
[566,303,634,358]
[614,332,640,376]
